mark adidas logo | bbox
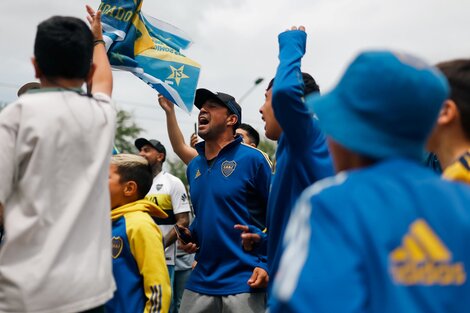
[389,219,466,286]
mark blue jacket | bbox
[272,159,470,313]
[186,136,272,295]
[267,30,334,287]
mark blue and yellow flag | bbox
[99,0,200,112]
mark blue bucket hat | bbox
[307,50,449,161]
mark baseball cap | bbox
[307,50,449,161]
[134,138,166,161]
[194,88,242,127]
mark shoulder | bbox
[163,172,187,193]
[238,143,273,167]
[188,154,204,168]
[164,172,184,185]
[124,211,161,234]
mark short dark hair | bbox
[34,16,93,80]
[111,154,153,199]
[437,59,470,139]
[267,72,320,96]
[237,123,260,147]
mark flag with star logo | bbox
[99,0,200,112]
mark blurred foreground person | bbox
[272,51,470,313]
[0,7,116,312]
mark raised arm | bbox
[158,95,198,165]
[86,5,112,97]
[272,26,321,150]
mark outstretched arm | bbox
[158,95,197,165]
[86,5,112,97]
[272,26,322,150]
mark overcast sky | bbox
[1,0,469,161]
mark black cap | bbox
[134,138,166,161]
[194,88,242,127]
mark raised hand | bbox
[85,5,103,40]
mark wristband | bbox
[94,39,105,46]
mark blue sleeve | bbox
[246,225,268,271]
[188,216,199,246]
[271,188,366,313]
[272,30,322,151]
[252,155,271,270]
[254,155,272,212]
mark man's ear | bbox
[32,57,42,79]
[156,152,165,163]
[123,181,138,197]
[437,99,458,126]
[226,114,238,127]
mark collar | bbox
[195,135,243,159]
[27,87,85,95]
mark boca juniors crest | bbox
[112,236,123,259]
[221,160,237,177]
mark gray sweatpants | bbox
[179,289,266,313]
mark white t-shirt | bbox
[145,171,190,266]
[0,90,116,313]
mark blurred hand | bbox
[248,267,269,288]
[289,25,305,32]
[190,133,198,148]
[234,224,261,252]
[85,5,103,40]
[158,94,175,113]
[178,240,198,254]
[176,226,198,253]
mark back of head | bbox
[436,59,470,140]
[34,16,93,80]
[267,72,320,96]
[237,123,260,147]
[111,154,153,199]
[309,50,449,161]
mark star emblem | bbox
[167,65,189,85]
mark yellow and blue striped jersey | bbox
[145,171,190,265]
[443,150,470,184]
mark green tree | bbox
[258,138,277,162]
[166,157,188,187]
[114,109,143,153]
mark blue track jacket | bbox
[267,30,334,290]
[272,159,470,313]
[186,136,272,295]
